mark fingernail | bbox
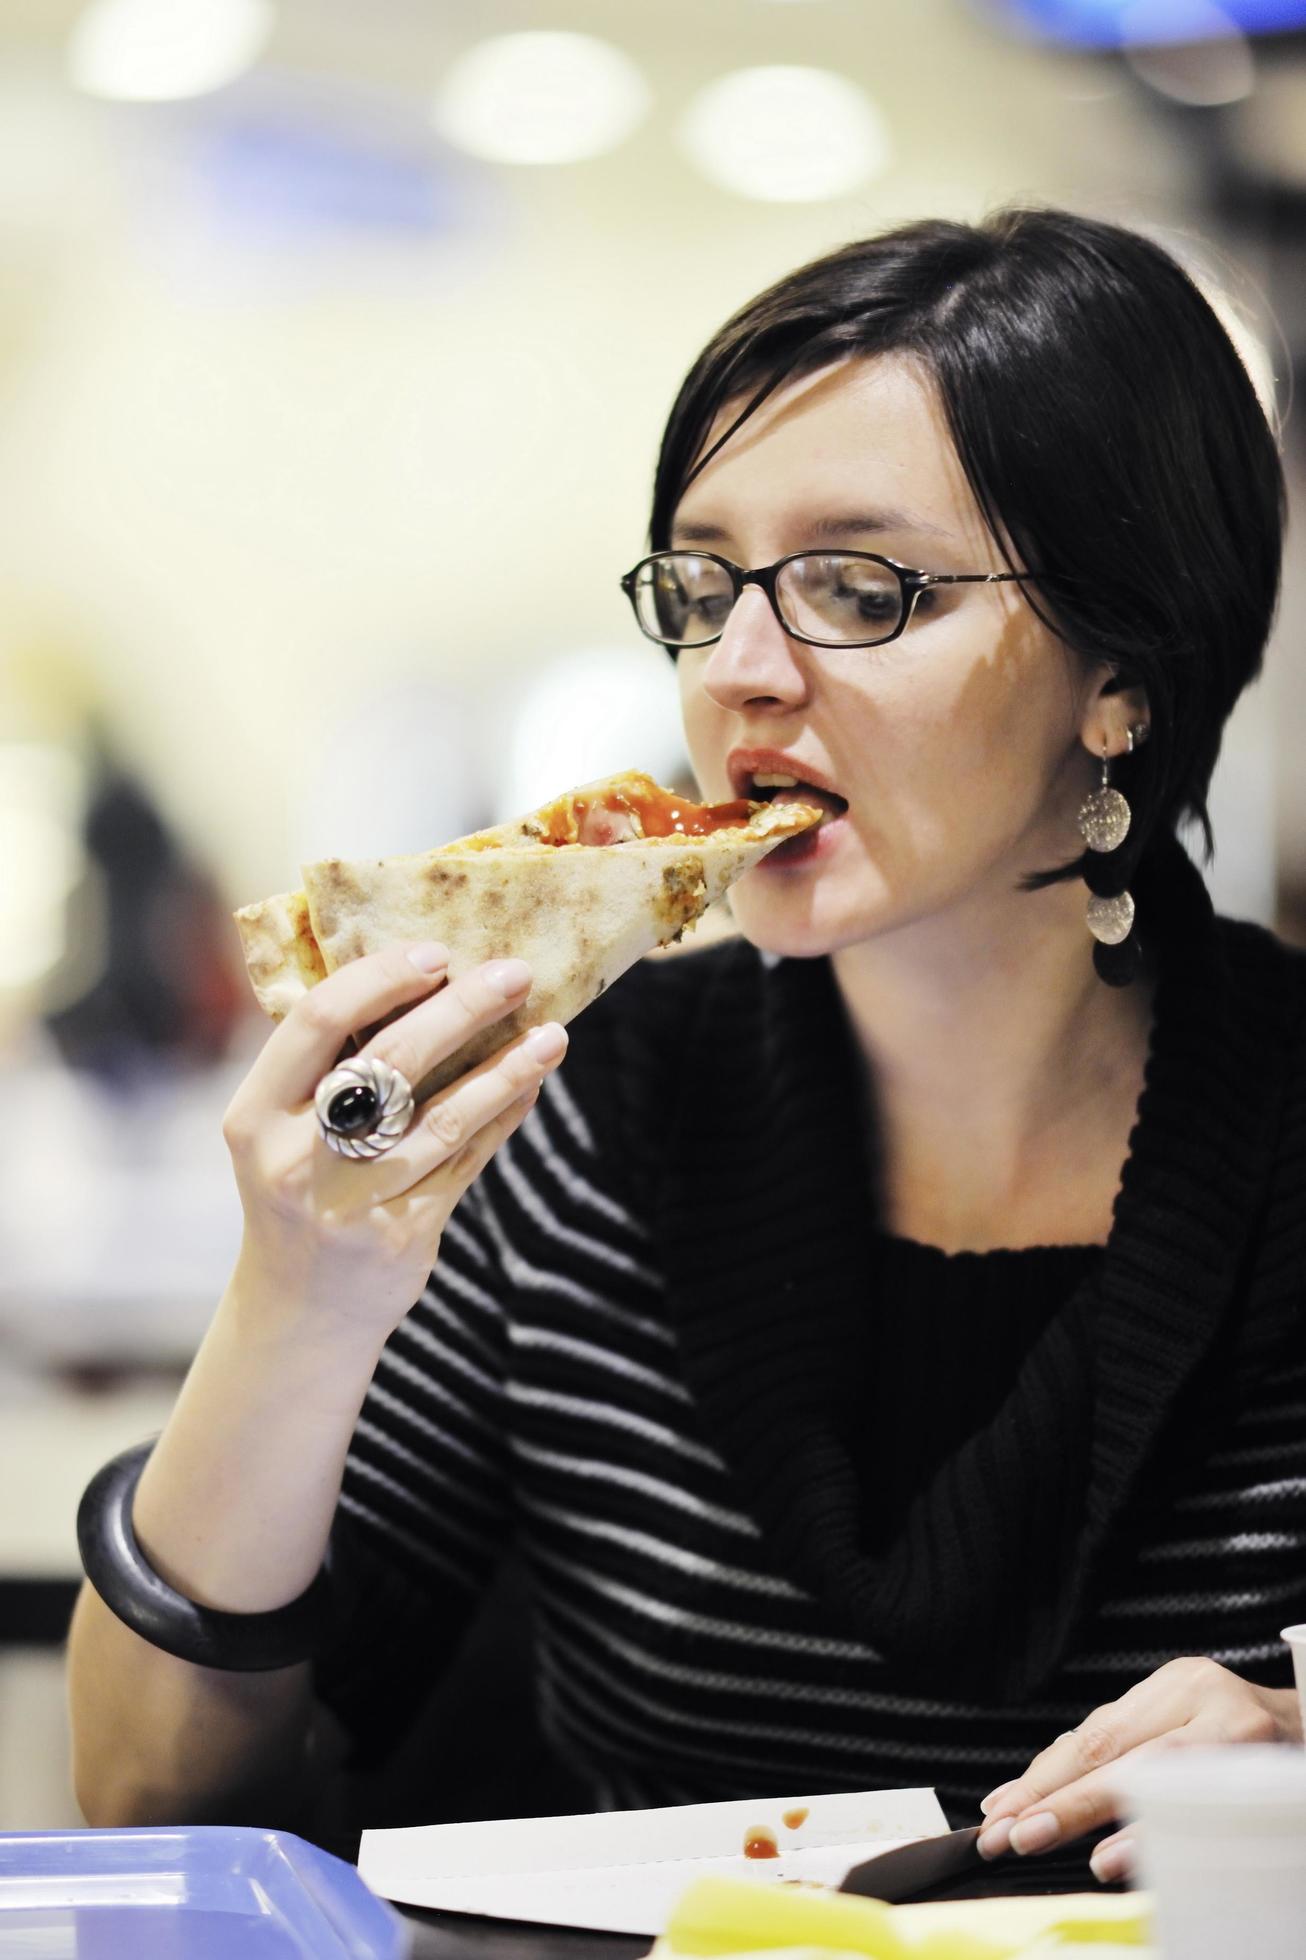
[1090,1839,1132,1884]
[1010,1812,1061,1856]
[979,1783,1014,1816]
[408,941,449,973]
[980,1797,1019,1825]
[524,1023,567,1064]
[485,959,532,998]
[976,1819,1013,1860]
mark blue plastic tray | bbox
[0,1826,410,1957]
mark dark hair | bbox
[648,206,1285,904]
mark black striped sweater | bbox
[316,837,1306,1875]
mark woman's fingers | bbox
[976,1659,1294,1864]
[250,941,455,1109]
[979,1734,1177,1860]
[977,1727,1123,1847]
[977,1725,1138,1851]
[360,958,534,1102]
[400,1084,542,1211]
[978,1660,1206,1840]
[363,1018,568,1203]
[228,935,564,1210]
[1088,1827,1136,1885]
[249,947,538,1122]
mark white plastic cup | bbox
[1281,1622,1306,1741]
[1117,1746,1306,1960]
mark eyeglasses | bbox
[619,549,1041,655]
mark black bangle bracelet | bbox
[76,1439,333,1672]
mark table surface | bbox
[400,1911,647,1960]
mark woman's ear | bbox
[1081,668,1150,755]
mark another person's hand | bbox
[222,941,567,1345]
[975,1656,1301,1883]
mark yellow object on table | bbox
[660,1875,1152,1960]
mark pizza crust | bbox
[233,888,328,1024]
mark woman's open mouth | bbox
[746,774,849,868]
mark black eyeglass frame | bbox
[619,548,1042,653]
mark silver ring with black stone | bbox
[314,1056,416,1160]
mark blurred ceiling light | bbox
[983,0,1306,44]
[68,0,274,104]
[678,67,890,203]
[1121,0,1254,102]
[432,33,650,165]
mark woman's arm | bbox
[68,939,568,1826]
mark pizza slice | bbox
[234,770,821,1101]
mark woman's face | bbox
[674,352,1109,959]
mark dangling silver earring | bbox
[1077,732,1138,951]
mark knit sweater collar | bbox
[656,840,1305,1696]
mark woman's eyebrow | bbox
[670,509,956,546]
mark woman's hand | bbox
[222,940,567,1346]
[975,1657,1301,1883]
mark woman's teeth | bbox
[759,780,847,815]
[746,773,848,821]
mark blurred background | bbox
[2,0,1305,1834]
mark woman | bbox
[69,206,1306,1893]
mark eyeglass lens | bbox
[634,552,905,647]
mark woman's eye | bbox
[691,594,733,624]
[833,583,898,620]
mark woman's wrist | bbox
[219,1238,394,1374]
[127,1262,381,1614]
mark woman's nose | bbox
[699,586,810,712]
